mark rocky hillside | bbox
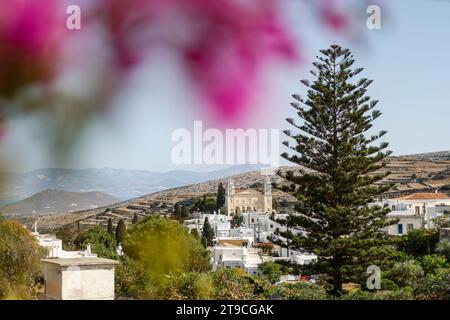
[401,150,450,161]
[0,189,119,217]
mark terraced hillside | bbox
[380,157,450,196]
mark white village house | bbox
[377,192,450,236]
[32,223,118,300]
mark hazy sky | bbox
[1,0,449,173]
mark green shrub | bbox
[212,268,264,300]
[74,224,117,259]
[436,240,450,262]
[160,272,214,300]
[385,260,424,288]
[414,268,450,300]
[419,254,448,275]
[258,262,282,284]
[273,282,329,300]
[0,221,42,299]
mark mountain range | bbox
[0,164,264,204]
[0,189,119,216]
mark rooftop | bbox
[400,193,450,201]
[41,257,119,267]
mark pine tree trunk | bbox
[333,271,343,294]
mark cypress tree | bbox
[107,218,115,240]
[174,203,181,219]
[115,219,127,245]
[201,217,214,247]
[276,44,395,294]
[217,182,226,209]
[132,213,139,224]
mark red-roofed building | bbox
[400,193,450,201]
[379,192,450,236]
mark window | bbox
[397,224,403,235]
[415,207,420,215]
[407,224,414,232]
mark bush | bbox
[258,262,282,284]
[419,254,448,275]
[436,240,450,262]
[230,214,244,228]
[339,290,372,300]
[340,287,414,300]
[212,268,264,300]
[160,272,214,300]
[0,220,42,299]
[74,224,117,259]
[118,216,210,298]
[380,277,399,291]
[125,216,210,274]
[385,260,424,288]
[273,282,328,300]
[372,287,414,300]
[414,268,450,300]
[115,256,156,299]
[397,229,440,256]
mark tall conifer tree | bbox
[115,219,127,245]
[217,182,226,209]
[132,213,139,225]
[201,217,214,247]
[107,218,115,240]
[276,45,394,294]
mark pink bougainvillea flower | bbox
[315,0,352,33]
[321,8,350,32]
[98,0,299,125]
[0,0,66,97]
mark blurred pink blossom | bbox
[99,0,299,125]
[0,0,66,97]
[0,0,370,128]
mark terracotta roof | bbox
[401,193,450,201]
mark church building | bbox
[225,179,272,215]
